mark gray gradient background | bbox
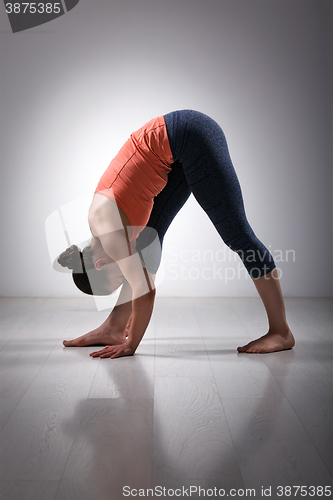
[0,0,332,298]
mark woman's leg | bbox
[136,160,191,273]
[238,268,295,353]
[164,110,293,353]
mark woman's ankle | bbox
[268,323,290,336]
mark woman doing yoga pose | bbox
[58,110,295,358]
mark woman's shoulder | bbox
[88,193,131,238]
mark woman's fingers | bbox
[101,348,117,358]
[108,344,134,358]
[90,345,114,357]
[90,344,134,359]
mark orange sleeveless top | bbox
[95,115,173,241]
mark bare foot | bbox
[237,328,295,354]
[63,318,127,347]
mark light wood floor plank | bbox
[0,480,59,500]
[228,297,269,338]
[301,339,333,376]
[209,352,285,399]
[56,398,154,500]
[285,298,331,340]
[274,372,332,475]
[153,376,244,490]
[0,342,99,481]
[192,297,250,338]
[0,298,45,344]
[154,339,213,378]
[301,297,332,328]
[0,398,20,431]
[0,342,56,399]
[154,298,203,340]
[223,397,332,489]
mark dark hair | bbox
[57,244,109,296]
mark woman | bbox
[58,110,295,358]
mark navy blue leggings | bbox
[136,110,275,279]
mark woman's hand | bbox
[90,343,135,359]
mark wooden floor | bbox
[0,297,332,499]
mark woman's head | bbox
[57,239,124,295]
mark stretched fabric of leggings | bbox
[136,110,276,278]
[135,159,191,273]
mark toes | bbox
[237,343,253,353]
[239,346,263,354]
[63,340,78,347]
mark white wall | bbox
[0,0,332,298]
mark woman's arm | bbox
[90,229,156,358]
[106,278,133,331]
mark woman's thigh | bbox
[135,160,191,273]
